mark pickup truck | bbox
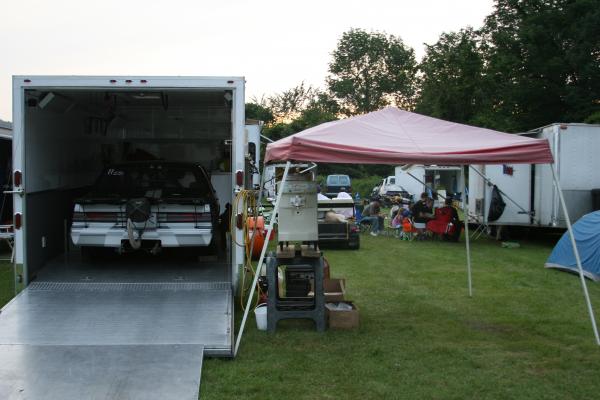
[317,198,360,250]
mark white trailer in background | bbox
[394,165,464,205]
[0,75,256,399]
[469,123,600,228]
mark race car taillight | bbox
[163,212,211,223]
[73,212,120,222]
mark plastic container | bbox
[254,304,267,331]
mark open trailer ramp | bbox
[0,344,204,400]
[0,274,233,399]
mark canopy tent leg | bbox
[550,165,600,345]
[234,161,291,356]
[462,165,473,297]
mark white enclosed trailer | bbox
[469,123,600,228]
[0,76,252,399]
[394,165,464,203]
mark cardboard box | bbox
[326,301,359,329]
[323,278,346,302]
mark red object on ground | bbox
[247,216,274,259]
[427,208,457,236]
[265,107,554,165]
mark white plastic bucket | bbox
[254,304,268,331]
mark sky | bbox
[0,0,495,121]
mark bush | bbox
[351,176,384,199]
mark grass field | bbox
[0,261,14,308]
[2,236,600,399]
[203,234,600,400]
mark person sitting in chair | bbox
[361,197,383,237]
[411,192,434,239]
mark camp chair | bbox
[384,215,402,237]
[427,208,458,240]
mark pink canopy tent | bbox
[235,108,598,355]
[264,107,553,165]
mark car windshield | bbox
[328,175,350,186]
[90,164,210,199]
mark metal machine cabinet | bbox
[265,253,326,332]
[277,173,318,242]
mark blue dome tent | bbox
[546,211,600,281]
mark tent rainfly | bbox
[235,107,598,354]
[546,211,600,281]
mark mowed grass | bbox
[203,234,600,400]
[0,261,14,308]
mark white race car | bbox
[71,161,219,254]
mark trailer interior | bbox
[0,84,242,399]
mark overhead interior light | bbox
[39,92,55,109]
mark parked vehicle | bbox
[71,161,219,253]
[317,198,360,249]
[325,174,351,197]
[469,123,600,228]
[371,176,411,204]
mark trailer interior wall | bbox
[18,85,238,281]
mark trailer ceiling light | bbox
[140,79,148,83]
[38,92,55,109]
[24,79,31,83]
[125,79,133,83]
[109,79,117,83]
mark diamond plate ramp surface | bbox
[0,344,204,400]
[0,282,232,351]
[0,279,233,399]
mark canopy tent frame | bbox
[234,108,600,354]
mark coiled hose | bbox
[231,189,265,311]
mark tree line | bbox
[248,0,600,178]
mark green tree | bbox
[327,28,418,115]
[266,82,317,122]
[478,0,600,131]
[416,28,485,124]
[245,102,274,125]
